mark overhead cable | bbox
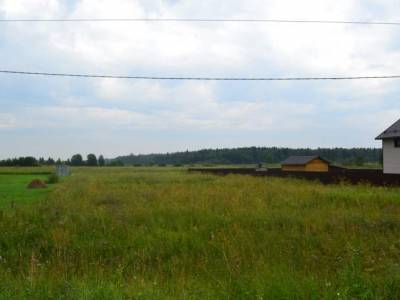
[1,70,400,81]
[1,18,400,26]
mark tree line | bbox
[0,154,120,167]
[0,147,383,167]
[116,147,382,166]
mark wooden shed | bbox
[281,156,330,172]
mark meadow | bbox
[0,172,51,208]
[0,167,400,299]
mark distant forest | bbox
[0,154,111,167]
[0,147,383,167]
[116,147,383,166]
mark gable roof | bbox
[281,155,330,166]
[376,119,400,140]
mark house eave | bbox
[376,135,400,140]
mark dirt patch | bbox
[27,179,47,189]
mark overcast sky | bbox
[1,0,400,159]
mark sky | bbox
[1,0,400,159]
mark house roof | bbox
[376,119,400,140]
[281,155,330,166]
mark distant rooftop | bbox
[281,155,330,165]
[376,119,400,140]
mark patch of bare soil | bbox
[27,179,47,189]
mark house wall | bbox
[305,158,329,172]
[282,158,329,172]
[383,139,400,174]
[282,165,306,172]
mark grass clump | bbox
[46,173,59,184]
[0,167,400,298]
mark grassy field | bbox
[0,166,53,175]
[0,173,51,208]
[0,167,399,299]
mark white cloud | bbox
[1,0,400,155]
[342,109,400,133]
[2,0,399,80]
[95,79,167,103]
[1,0,62,17]
[0,113,16,129]
[16,94,315,132]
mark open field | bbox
[0,167,400,299]
[0,173,51,208]
[0,166,53,175]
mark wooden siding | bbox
[282,165,307,172]
[282,158,329,172]
[305,158,329,172]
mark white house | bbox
[376,119,400,174]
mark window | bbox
[394,138,400,148]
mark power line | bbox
[1,70,400,81]
[1,18,400,26]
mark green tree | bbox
[87,154,98,166]
[355,156,364,166]
[46,157,55,165]
[18,157,38,167]
[98,155,105,167]
[108,160,124,167]
[71,154,84,166]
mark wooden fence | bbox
[188,168,400,187]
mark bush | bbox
[355,156,365,166]
[46,173,59,184]
[107,160,124,167]
[202,163,215,167]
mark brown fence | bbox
[188,168,400,187]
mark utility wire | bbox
[0,18,400,26]
[1,70,400,81]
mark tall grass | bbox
[0,167,399,299]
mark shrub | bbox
[47,173,59,184]
[202,163,215,167]
[107,160,124,167]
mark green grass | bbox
[0,173,51,208]
[340,163,383,169]
[0,166,53,175]
[0,167,399,299]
